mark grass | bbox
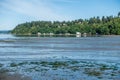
[0,73,32,80]
[111,73,116,76]
[10,62,28,67]
[84,68,102,77]
[18,62,28,66]
[30,62,40,65]
[100,64,109,71]
[0,69,9,73]
[68,66,80,71]
[0,69,31,80]
[40,61,49,67]
[69,61,79,64]
[99,64,118,71]
[3,60,119,80]
[49,61,68,68]
[10,63,18,67]
[0,63,3,67]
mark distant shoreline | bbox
[10,33,120,37]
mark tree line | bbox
[11,12,120,35]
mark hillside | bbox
[12,12,120,35]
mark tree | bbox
[118,12,120,17]
[11,12,120,35]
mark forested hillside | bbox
[12,12,120,35]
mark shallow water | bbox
[0,34,120,61]
[0,34,120,80]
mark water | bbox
[0,34,120,61]
[0,34,120,80]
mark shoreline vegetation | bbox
[13,32,88,37]
[12,33,120,37]
[0,70,31,80]
[11,12,120,36]
[0,60,120,80]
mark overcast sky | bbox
[0,0,120,30]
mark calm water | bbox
[0,34,120,80]
[0,34,120,61]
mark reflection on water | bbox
[0,34,120,61]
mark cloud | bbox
[0,0,74,30]
[51,0,79,3]
[0,0,69,21]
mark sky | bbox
[0,0,120,30]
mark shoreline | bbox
[0,59,120,80]
[11,34,120,37]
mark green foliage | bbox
[0,63,3,67]
[84,68,102,76]
[10,63,18,67]
[11,12,120,35]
